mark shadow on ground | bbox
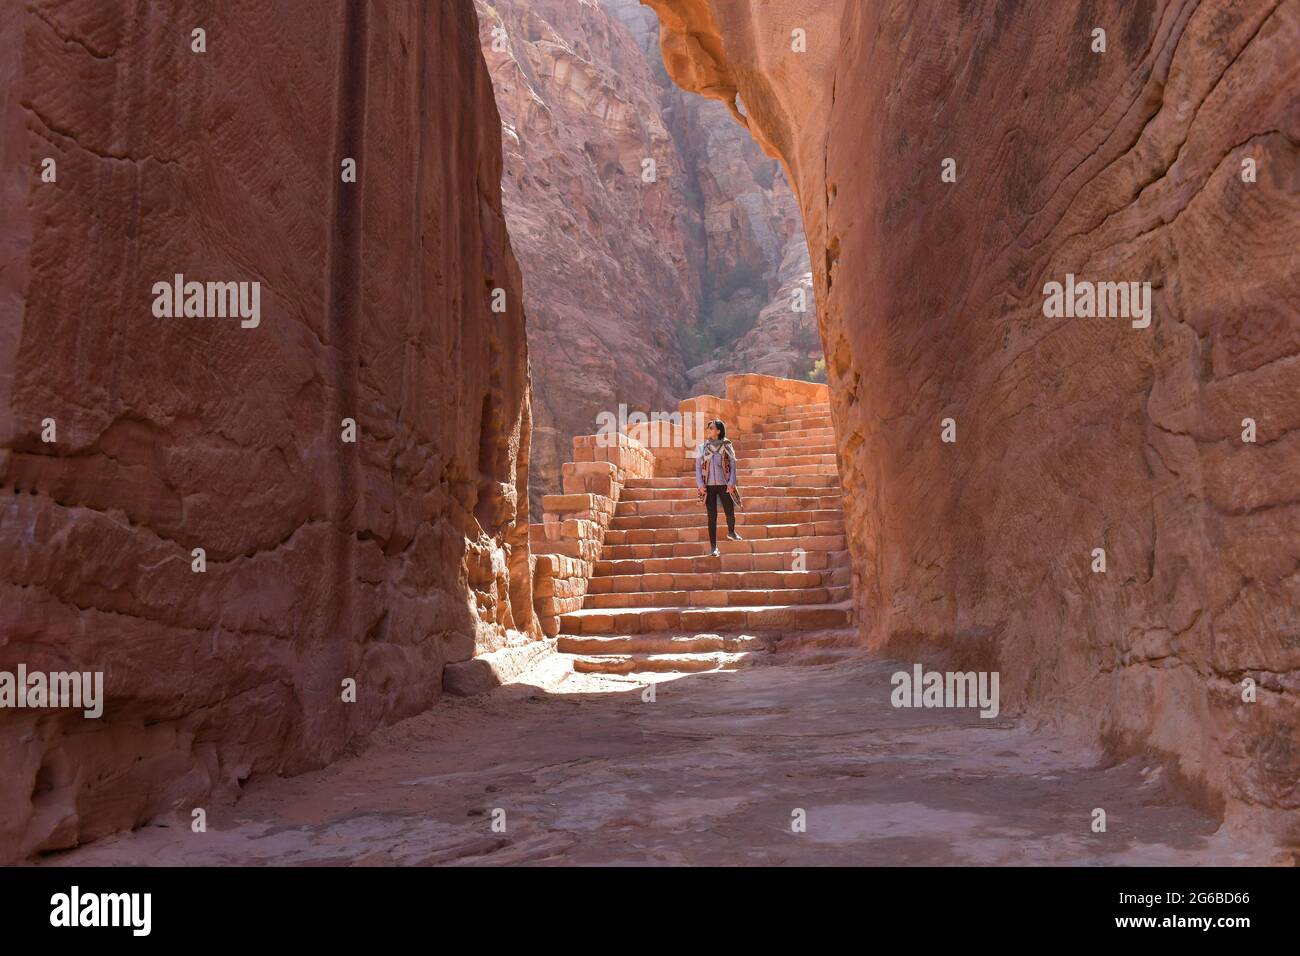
[38,651,1278,866]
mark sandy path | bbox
[42,652,1275,866]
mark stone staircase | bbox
[556,397,854,675]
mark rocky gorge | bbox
[0,0,1295,865]
[474,0,823,512]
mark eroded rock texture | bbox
[645,0,1300,830]
[603,0,821,394]
[686,235,819,396]
[476,0,697,516]
[0,0,535,861]
[475,0,819,512]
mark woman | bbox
[695,419,743,557]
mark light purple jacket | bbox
[695,442,738,489]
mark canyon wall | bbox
[0,0,534,861]
[686,233,820,396]
[645,0,1300,830]
[475,0,819,512]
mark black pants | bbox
[704,484,736,548]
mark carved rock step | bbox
[624,474,840,489]
[744,463,840,477]
[583,585,852,609]
[600,533,846,560]
[732,453,839,469]
[646,439,836,469]
[556,629,863,675]
[610,508,843,529]
[618,499,841,520]
[665,463,837,478]
[742,439,837,454]
[759,418,837,434]
[594,549,851,576]
[774,403,831,416]
[619,486,842,504]
[749,427,835,442]
[557,632,765,655]
[617,497,844,516]
[559,601,855,635]
[676,425,834,444]
[754,416,833,432]
[604,520,845,545]
[588,568,849,592]
[569,651,752,674]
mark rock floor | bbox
[42,650,1278,866]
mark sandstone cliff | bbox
[686,233,820,396]
[645,0,1300,831]
[0,0,534,861]
[606,0,823,395]
[475,0,698,517]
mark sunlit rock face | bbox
[476,0,819,514]
[476,0,700,517]
[0,0,535,861]
[644,0,1300,828]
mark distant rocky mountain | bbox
[475,0,821,510]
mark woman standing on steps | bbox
[696,419,743,557]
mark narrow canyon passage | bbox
[36,372,1279,866]
[2,0,1295,869]
[41,654,1275,866]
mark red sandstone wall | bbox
[0,0,535,861]
[645,0,1300,832]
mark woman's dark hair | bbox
[709,419,727,439]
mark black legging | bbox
[704,485,736,548]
